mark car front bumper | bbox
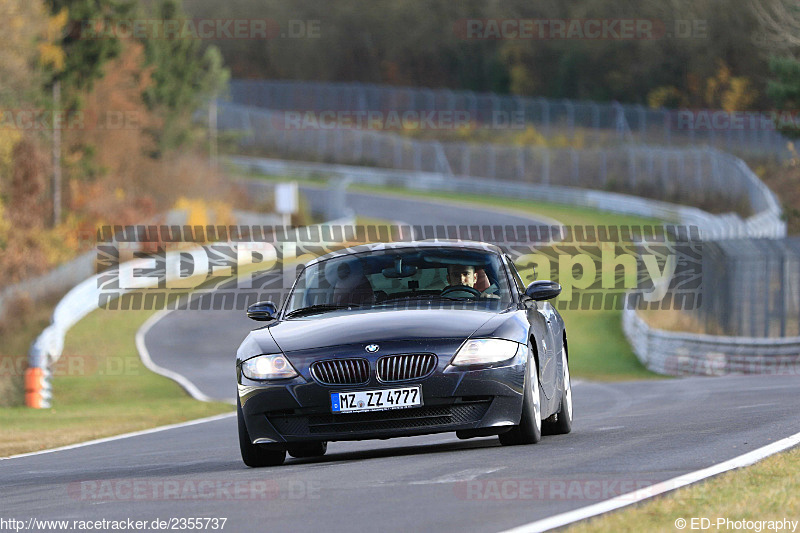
[238,343,527,446]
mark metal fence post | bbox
[564,99,575,139]
[542,148,550,185]
[539,98,550,136]
[394,137,402,169]
[353,130,363,162]
[663,108,671,145]
[461,143,470,176]
[600,149,608,186]
[628,147,636,187]
[570,148,579,185]
[488,145,496,179]
[636,104,646,141]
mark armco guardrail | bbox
[229,155,780,241]
[218,103,785,239]
[622,307,800,376]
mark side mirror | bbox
[524,280,561,301]
[247,301,277,321]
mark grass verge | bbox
[0,305,232,458]
[567,446,800,532]
[351,184,662,228]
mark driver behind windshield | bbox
[446,264,478,288]
[444,264,499,298]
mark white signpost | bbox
[274,182,298,227]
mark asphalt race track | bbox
[3,189,800,532]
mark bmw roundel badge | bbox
[365,344,379,353]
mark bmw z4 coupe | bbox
[236,241,572,467]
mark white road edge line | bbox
[135,309,235,405]
[0,412,234,462]
[499,430,800,533]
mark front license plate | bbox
[331,386,422,413]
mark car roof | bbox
[303,240,506,268]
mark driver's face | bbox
[447,265,477,287]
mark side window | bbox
[504,255,526,293]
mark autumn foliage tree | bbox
[0,0,235,286]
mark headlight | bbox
[241,354,298,380]
[450,338,521,366]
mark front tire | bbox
[499,342,542,446]
[238,397,286,467]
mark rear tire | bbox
[238,397,286,467]
[288,441,328,459]
[543,343,572,435]
[499,342,542,446]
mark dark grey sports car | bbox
[236,241,572,467]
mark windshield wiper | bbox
[376,294,474,305]
[284,303,362,318]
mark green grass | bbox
[567,446,800,532]
[0,307,232,457]
[351,184,660,228]
[558,309,657,381]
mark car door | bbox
[504,255,557,400]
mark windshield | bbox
[284,247,514,317]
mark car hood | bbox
[267,308,504,353]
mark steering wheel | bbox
[440,284,482,299]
